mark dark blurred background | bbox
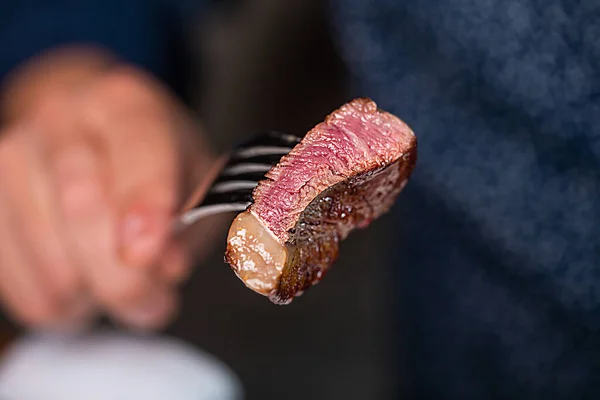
[0,1,401,399]
[168,1,399,399]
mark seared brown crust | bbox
[225,98,418,304]
[271,142,417,304]
[250,98,415,242]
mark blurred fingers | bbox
[0,130,64,328]
[82,68,179,269]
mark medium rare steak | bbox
[225,98,417,304]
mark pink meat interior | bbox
[250,98,415,242]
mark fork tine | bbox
[209,180,260,194]
[177,130,300,228]
[233,130,301,149]
[217,131,299,180]
[228,152,290,166]
[222,163,274,176]
[174,202,252,232]
[232,146,292,159]
[229,130,300,160]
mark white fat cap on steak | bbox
[226,211,287,296]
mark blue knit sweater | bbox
[329,1,600,397]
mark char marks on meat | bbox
[225,98,417,304]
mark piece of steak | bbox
[225,98,417,304]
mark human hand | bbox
[0,47,218,332]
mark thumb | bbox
[83,68,217,269]
[82,72,180,268]
[111,111,179,268]
[114,110,217,269]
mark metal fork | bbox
[176,130,301,230]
